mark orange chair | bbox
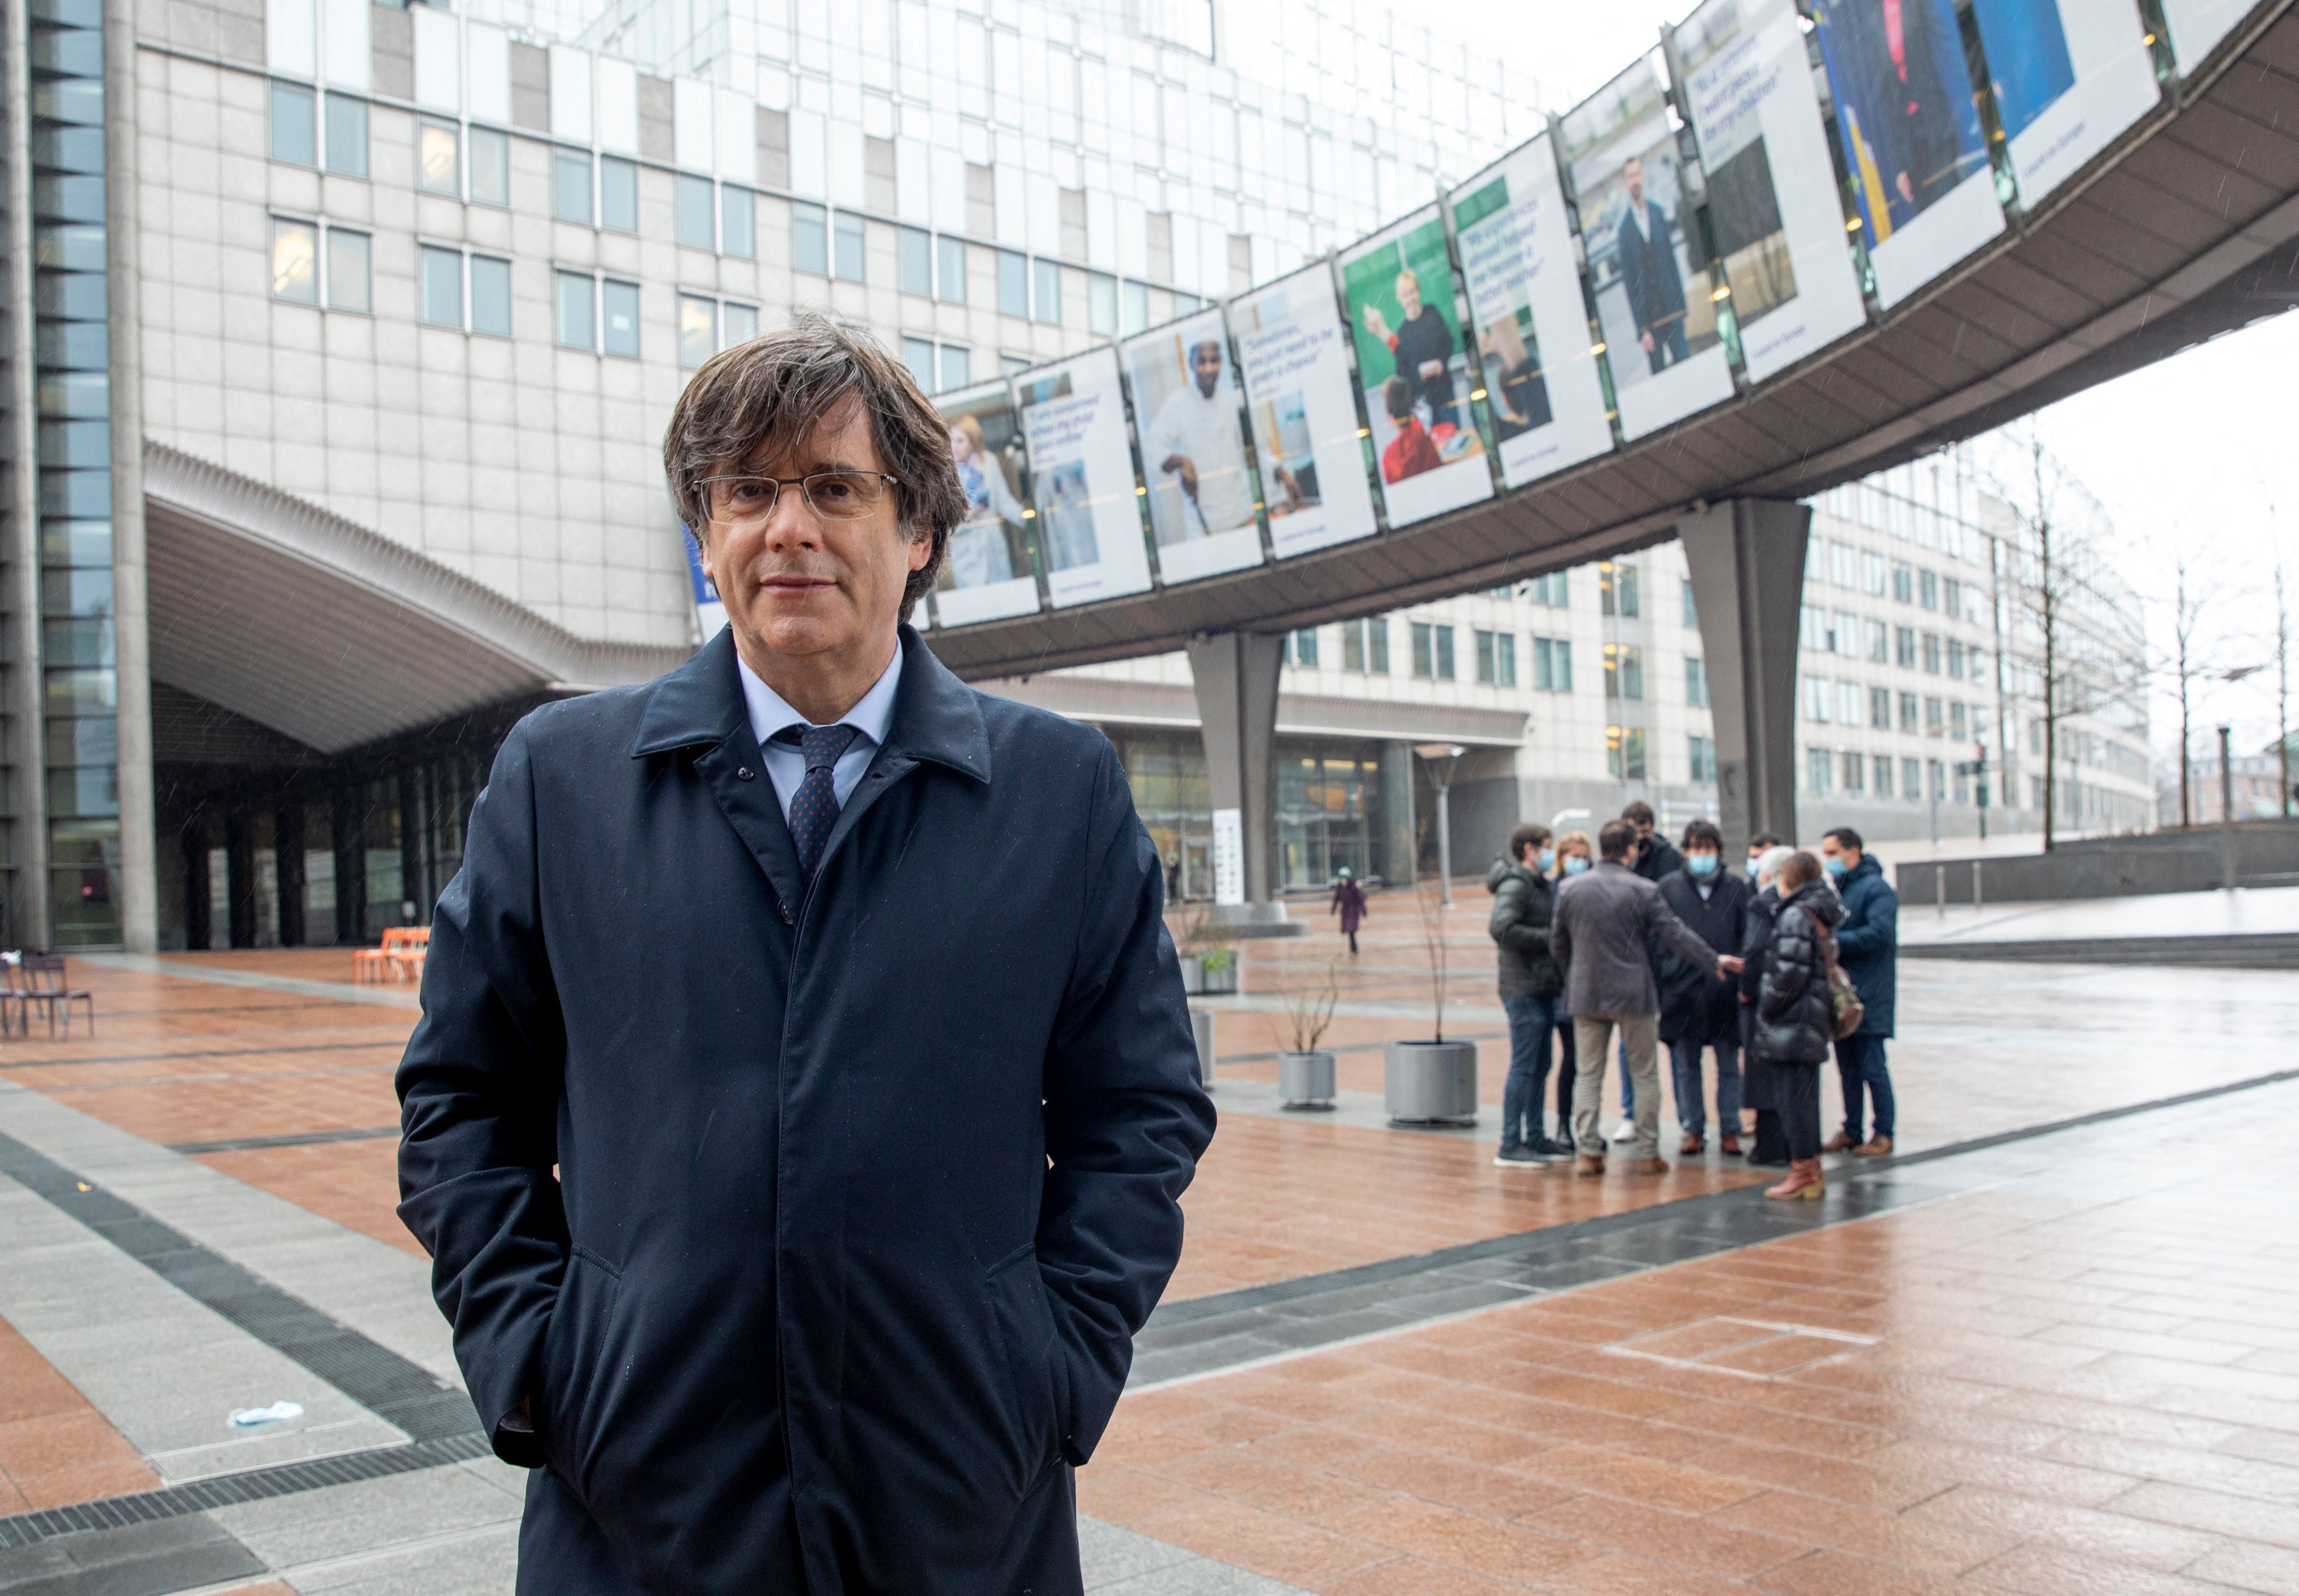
[386,926,431,985]
[354,926,429,985]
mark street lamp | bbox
[1413,743,1467,905]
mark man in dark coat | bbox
[395,317,1216,1595]
[1488,824,1569,1165]
[1622,799,1684,883]
[1613,156,1690,373]
[1655,820,1750,1156]
[1821,825,1898,1156]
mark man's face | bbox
[1624,158,1645,204]
[1634,820,1654,842]
[1191,341,1223,396]
[699,400,929,667]
[1686,842,1719,864]
[1821,835,1861,872]
[1396,274,1423,319]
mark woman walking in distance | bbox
[1330,868,1367,955]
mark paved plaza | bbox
[2,890,2297,1594]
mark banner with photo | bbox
[1811,0,2005,308]
[930,379,1042,628]
[1016,348,1155,610]
[1447,136,1616,491]
[1228,264,1379,561]
[1675,0,1870,384]
[1560,56,1738,442]
[1338,207,1497,528]
[1122,309,1268,585]
[1969,0,2159,207]
[2158,0,2254,70]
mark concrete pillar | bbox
[106,0,157,952]
[1678,498,1810,855]
[1185,631,1287,928]
[332,787,366,945]
[180,812,211,951]
[224,812,255,949]
[1379,742,1417,888]
[275,801,306,947]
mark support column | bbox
[1185,631,1296,934]
[106,0,155,951]
[275,801,306,947]
[4,0,50,950]
[332,787,365,945]
[180,812,211,951]
[1679,498,1810,855]
[224,812,255,949]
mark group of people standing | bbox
[1486,802,1898,1200]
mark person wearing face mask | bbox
[1550,831,1593,1142]
[1757,851,1847,1200]
[1744,833,1779,882]
[1819,826,1898,1156]
[1654,820,1751,1156]
[1487,824,1570,1166]
[1736,844,1797,1168]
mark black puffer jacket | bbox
[1757,882,1844,1066]
[1487,858,1562,999]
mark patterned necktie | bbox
[776,723,862,876]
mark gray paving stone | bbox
[0,1516,262,1596]
[1079,1517,1310,1594]
[211,1462,524,1571]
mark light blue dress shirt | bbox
[735,643,904,822]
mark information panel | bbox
[1561,56,1738,441]
[1228,264,1379,561]
[1676,0,1870,384]
[1811,0,2005,308]
[1123,308,1267,585]
[930,379,1041,627]
[1016,348,1154,609]
[1969,0,2159,207]
[1338,206,1497,528]
[2159,0,2255,69]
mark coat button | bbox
[737,766,755,780]
[779,901,794,924]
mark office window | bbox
[1599,560,1639,617]
[324,92,367,176]
[1528,571,1568,607]
[1001,355,1031,376]
[1475,629,1515,686]
[325,227,369,311]
[269,81,316,165]
[1534,636,1572,692]
[1869,685,1890,730]
[901,336,936,391]
[1920,568,1939,610]
[1034,258,1063,323]
[1925,696,1944,735]
[1922,633,1942,674]
[1602,643,1642,701]
[602,279,640,357]
[552,149,591,222]
[723,186,755,259]
[554,270,595,349]
[678,294,717,368]
[998,250,1029,316]
[1800,604,1826,651]
[419,117,460,196]
[1942,576,1962,618]
[937,344,971,392]
[1807,746,1834,793]
[1837,680,1862,725]
[1436,626,1455,680]
[1803,674,1831,723]
[1842,750,1865,793]
[1903,757,1923,799]
[833,211,865,281]
[1686,656,1707,707]
[1342,620,1365,671]
[1928,758,1946,800]
[1898,691,1919,734]
[899,226,932,296]
[418,245,461,327]
[1681,577,1698,628]
[1866,618,1888,662]
[1892,560,1913,603]
[1833,611,1859,657]
[724,302,758,346]
[1689,735,1716,784]
[1411,622,1433,678]
[270,217,318,303]
[676,175,715,250]
[1291,627,1320,667]
[1830,540,1857,587]
[469,253,511,336]
[1608,726,1648,781]
[1862,550,1887,596]
[1951,702,1968,739]
[937,235,968,304]
[470,126,510,206]
[1122,279,1149,333]
[794,202,828,274]
[1874,755,1894,796]
[1088,271,1118,335]
[1947,639,1966,679]
[1895,626,1916,668]
[1367,617,1390,673]
[599,155,638,232]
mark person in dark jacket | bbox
[1488,824,1569,1166]
[1757,852,1845,1200]
[1736,845,1795,1167]
[1622,800,1684,883]
[396,320,1215,1596]
[1820,826,1898,1156]
[1655,820,1750,1156]
[1330,868,1368,954]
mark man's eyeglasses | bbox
[698,471,898,526]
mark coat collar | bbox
[632,624,992,785]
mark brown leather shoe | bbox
[1851,1135,1894,1156]
[1822,1130,1857,1153]
[1679,1134,1704,1155]
[1575,1154,1605,1177]
[1719,1132,1742,1155]
[1637,1156,1670,1175]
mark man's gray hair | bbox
[1754,845,1796,888]
[662,313,970,623]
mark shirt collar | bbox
[736,639,904,751]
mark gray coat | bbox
[1550,860,1722,1017]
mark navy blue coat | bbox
[1832,855,1898,1037]
[395,625,1215,1595]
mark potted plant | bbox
[1272,959,1341,1109]
[1174,904,1238,996]
[1384,880,1477,1124]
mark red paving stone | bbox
[0,1314,160,1512]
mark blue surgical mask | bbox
[1745,859,1761,878]
[1563,856,1590,876]
[1687,854,1718,877]
[1823,855,1849,878]
[1536,848,1555,872]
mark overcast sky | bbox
[1469,0,2296,760]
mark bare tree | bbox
[2173,558,2205,827]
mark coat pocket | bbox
[536,1246,623,1500]
[985,1243,1062,1495]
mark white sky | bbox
[1477,0,2297,762]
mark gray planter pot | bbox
[1177,955,1236,995]
[1190,1010,1216,1088]
[1278,1049,1337,1109]
[1384,1039,1477,1125]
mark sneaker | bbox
[1531,1135,1575,1157]
[1492,1146,1550,1168]
[1607,1120,1638,1143]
